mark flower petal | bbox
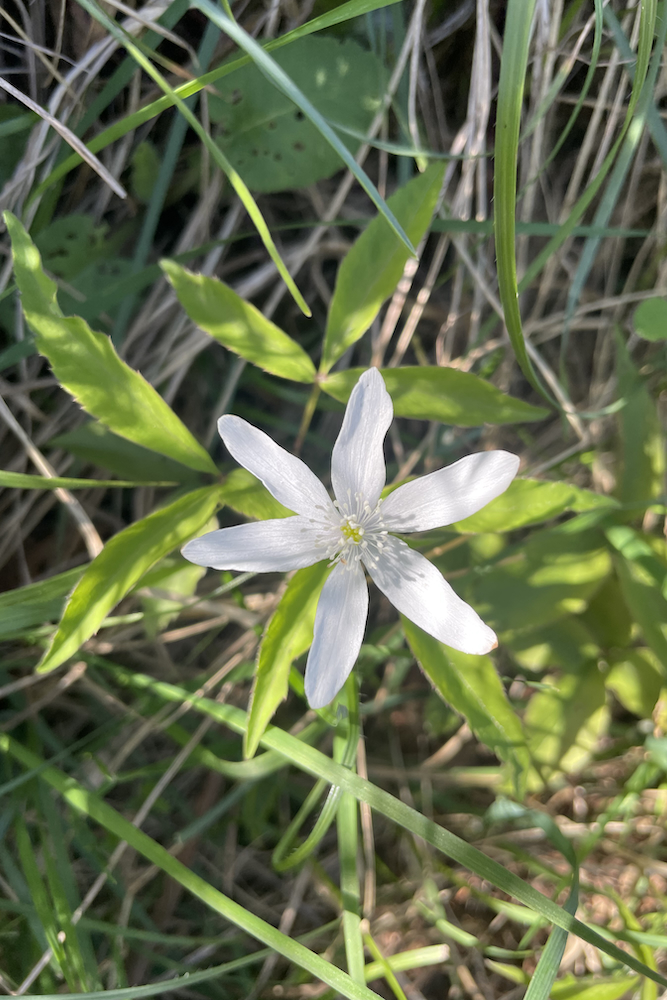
[182,517,328,572]
[381,451,520,532]
[366,536,497,654]
[304,562,368,709]
[218,415,334,518]
[331,368,393,510]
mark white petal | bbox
[331,368,393,510]
[304,562,368,709]
[381,451,520,533]
[366,536,497,654]
[218,415,334,518]
[182,517,328,572]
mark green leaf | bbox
[51,422,201,484]
[605,649,663,719]
[471,527,611,635]
[245,562,331,758]
[321,165,444,373]
[402,618,530,799]
[321,366,549,425]
[633,296,667,342]
[452,478,618,533]
[4,211,219,476]
[523,663,609,788]
[0,470,176,490]
[162,260,316,383]
[221,468,293,520]
[614,552,667,666]
[0,567,84,640]
[38,485,225,674]
[615,334,665,509]
[208,36,386,193]
[507,617,600,674]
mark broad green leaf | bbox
[38,485,225,674]
[139,559,206,639]
[51,422,201,484]
[614,553,667,666]
[523,663,609,788]
[221,468,293,520]
[208,36,386,193]
[162,260,316,383]
[4,212,218,476]
[0,567,84,640]
[453,478,618,533]
[633,297,667,341]
[0,470,176,490]
[605,648,663,719]
[245,561,331,758]
[471,527,611,634]
[321,165,444,373]
[321,366,549,425]
[507,617,600,673]
[402,618,530,799]
[616,335,665,509]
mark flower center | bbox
[340,519,364,544]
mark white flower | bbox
[183,369,519,709]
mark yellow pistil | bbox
[341,521,364,544]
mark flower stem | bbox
[294,383,321,456]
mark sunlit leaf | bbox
[402,618,530,799]
[38,486,225,674]
[162,260,316,383]
[322,366,549,425]
[245,562,330,758]
[4,212,218,476]
[321,165,444,373]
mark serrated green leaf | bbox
[4,212,218,476]
[402,618,530,799]
[245,561,330,758]
[453,478,618,533]
[38,485,225,674]
[321,366,549,425]
[221,468,293,520]
[162,260,316,383]
[321,165,444,373]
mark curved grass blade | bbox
[190,0,414,254]
[101,663,667,989]
[72,0,310,316]
[0,734,378,1000]
[493,0,542,395]
[0,471,177,489]
[31,0,402,202]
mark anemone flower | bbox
[183,368,519,708]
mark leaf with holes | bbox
[208,36,386,192]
